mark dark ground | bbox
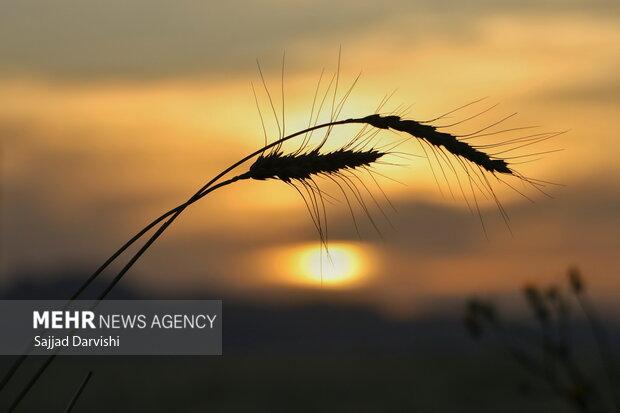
[0,274,617,412]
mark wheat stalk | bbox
[1,70,561,409]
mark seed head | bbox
[358,114,512,174]
[247,149,385,182]
[568,267,584,294]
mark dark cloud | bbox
[2,113,619,310]
[4,151,619,276]
[0,0,618,79]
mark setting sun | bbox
[296,245,363,286]
[259,242,374,288]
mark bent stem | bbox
[6,175,246,412]
[1,117,361,408]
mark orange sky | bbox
[1,0,619,317]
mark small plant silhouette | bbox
[465,268,619,412]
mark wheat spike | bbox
[246,149,386,182]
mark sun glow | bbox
[299,246,359,285]
[286,242,373,288]
[259,242,374,288]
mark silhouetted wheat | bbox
[247,149,386,182]
[358,114,511,173]
[1,54,562,410]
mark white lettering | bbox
[33,311,49,329]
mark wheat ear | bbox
[3,110,542,408]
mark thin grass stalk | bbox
[4,107,536,406]
[2,118,356,408]
[63,371,93,413]
[576,293,619,412]
[6,176,243,411]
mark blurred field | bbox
[1,276,618,412]
[0,353,571,412]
